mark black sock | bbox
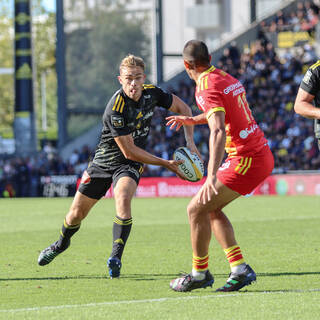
[56,219,81,250]
[110,216,132,260]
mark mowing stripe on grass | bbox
[2,288,320,313]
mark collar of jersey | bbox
[198,65,216,84]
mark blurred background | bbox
[1,0,320,197]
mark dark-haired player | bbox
[166,40,274,292]
[38,54,199,278]
[294,59,320,149]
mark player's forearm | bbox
[171,95,196,145]
[191,113,208,125]
[183,123,195,146]
[171,94,193,117]
[294,101,320,119]
[124,145,167,167]
[207,128,226,178]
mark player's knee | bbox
[210,208,222,218]
[187,202,199,220]
[67,205,87,222]
[116,193,131,205]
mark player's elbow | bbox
[184,108,193,117]
[210,127,226,142]
[179,104,192,117]
[294,101,312,119]
[293,101,302,115]
[122,150,137,161]
[211,127,225,136]
[171,95,192,116]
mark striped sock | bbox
[110,216,132,259]
[224,245,246,273]
[192,253,209,278]
[56,219,81,250]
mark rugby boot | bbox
[107,256,122,278]
[38,240,69,266]
[216,264,256,292]
[170,270,214,292]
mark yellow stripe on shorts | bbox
[235,157,252,175]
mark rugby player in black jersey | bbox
[37,54,199,278]
[294,59,320,149]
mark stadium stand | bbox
[1,0,319,197]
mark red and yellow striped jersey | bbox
[195,66,267,156]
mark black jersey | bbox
[92,84,173,169]
[300,60,320,108]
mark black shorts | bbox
[78,162,143,200]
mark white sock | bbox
[231,263,246,274]
[192,269,206,280]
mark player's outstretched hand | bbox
[166,115,195,131]
[165,159,186,180]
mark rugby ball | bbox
[173,147,204,182]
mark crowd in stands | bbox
[0,144,92,197]
[261,0,320,33]
[215,38,320,172]
[1,0,320,197]
[146,0,320,176]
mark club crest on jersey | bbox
[111,115,124,128]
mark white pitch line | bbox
[1,288,320,313]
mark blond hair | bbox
[119,54,145,73]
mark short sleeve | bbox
[104,94,131,137]
[300,68,319,96]
[105,112,131,137]
[153,86,173,109]
[201,89,225,113]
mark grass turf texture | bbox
[1,196,320,319]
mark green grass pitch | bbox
[1,196,320,319]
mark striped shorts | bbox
[217,145,274,195]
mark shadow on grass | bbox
[257,271,320,277]
[1,271,320,282]
[238,288,320,293]
[0,273,180,282]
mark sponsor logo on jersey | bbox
[133,126,149,138]
[302,70,312,85]
[143,111,153,119]
[223,81,242,95]
[232,86,245,96]
[239,124,258,139]
[111,115,124,128]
